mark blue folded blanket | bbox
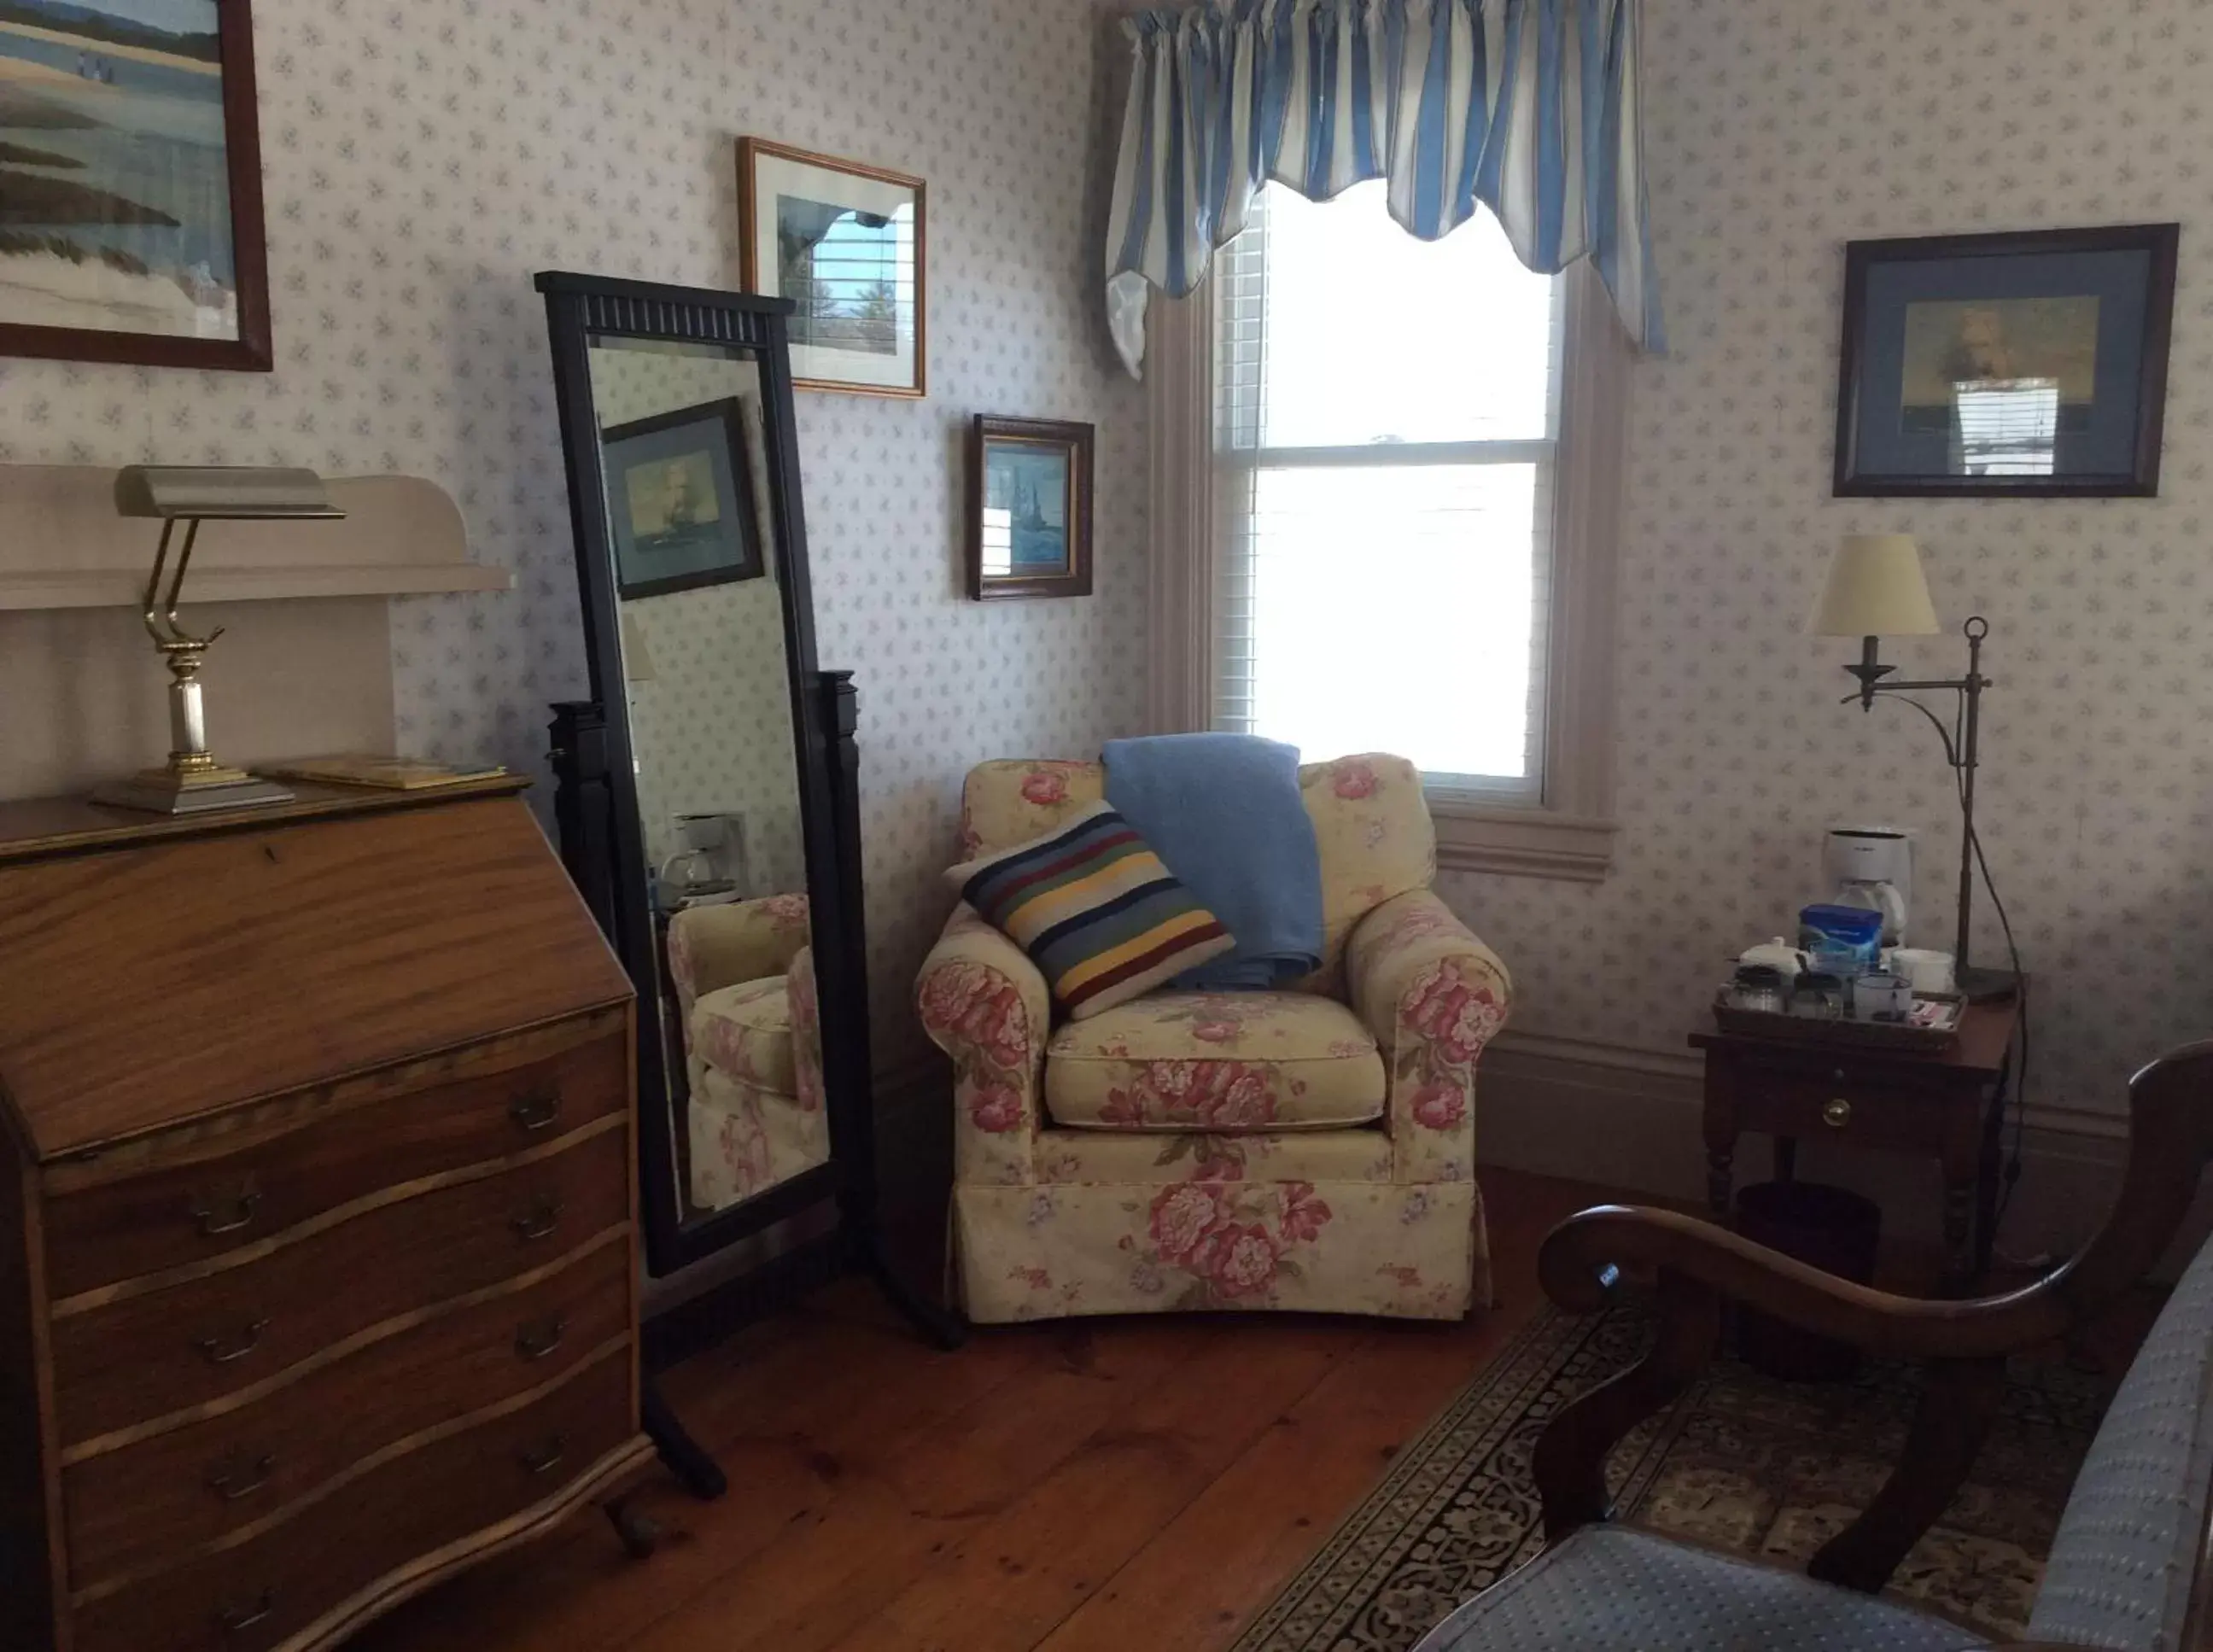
[1101,733,1323,989]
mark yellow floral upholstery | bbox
[1042,992,1386,1132]
[920,753,1509,1325]
[666,891,811,1019]
[671,890,827,1214]
[690,975,796,1095]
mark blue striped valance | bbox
[1104,0,1665,376]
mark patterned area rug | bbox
[1233,1299,2109,1651]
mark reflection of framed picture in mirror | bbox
[738,137,924,398]
[966,415,1093,600]
[600,396,762,600]
[0,0,272,370]
[1835,224,2179,498]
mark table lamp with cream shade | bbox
[1809,534,2018,1001]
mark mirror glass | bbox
[584,335,821,1225]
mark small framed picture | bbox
[600,397,763,601]
[966,416,1093,601]
[1835,223,2179,498]
[738,137,925,398]
[0,0,272,371]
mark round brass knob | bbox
[1823,1098,1852,1129]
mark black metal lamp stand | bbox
[1839,616,2018,1002]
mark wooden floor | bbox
[348,1169,1617,1652]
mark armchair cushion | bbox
[946,800,1234,1020]
[1042,991,1386,1132]
[1413,1526,1982,1652]
[689,975,795,1095]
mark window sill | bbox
[1429,797,1618,883]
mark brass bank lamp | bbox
[91,466,344,815]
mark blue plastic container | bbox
[1799,904,1884,977]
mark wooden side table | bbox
[1690,995,2023,1289]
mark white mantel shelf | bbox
[0,467,511,611]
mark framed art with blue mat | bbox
[1835,223,2178,498]
[966,415,1093,600]
[600,395,762,600]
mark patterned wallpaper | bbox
[1439,0,2213,1127]
[587,342,806,891]
[0,0,1146,1076]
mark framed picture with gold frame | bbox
[966,416,1093,601]
[738,137,925,398]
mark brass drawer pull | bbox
[1824,1098,1853,1129]
[194,1317,271,1365]
[510,1087,563,1134]
[216,1588,275,1634]
[191,1187,261,1238]
[516,1315,567,1362]
[511,1198,563,1242]
[207,1451,276,1502]
[519,1433,567,1476]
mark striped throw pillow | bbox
[945,801,1236,1020]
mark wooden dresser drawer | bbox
[51,1124,629,1448]
[71,1349,637,1652]
[63,1235,632,1589]
[44,1020,628,1300]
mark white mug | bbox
[1887,948,1956,995]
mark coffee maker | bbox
[1825,825,1912,944]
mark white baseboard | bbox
[1477,1030,2210,1281]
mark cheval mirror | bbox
[535,274,956,1484]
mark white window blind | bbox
[1212,182,1564,801]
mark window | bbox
[1200,182,1624,878]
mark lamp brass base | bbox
[91,767,296,815]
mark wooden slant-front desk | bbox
[0,779,651,1652]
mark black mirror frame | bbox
[534,271,858,1279]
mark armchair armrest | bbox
[916,905,1050,1186]
[1531,1039,2213,1596]
[666,892,812,1017]
[1345,889,1511,1183]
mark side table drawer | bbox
[1726,1063,1959,1155]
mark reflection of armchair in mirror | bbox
[664,894,828,1214]
[536,271,961,1505]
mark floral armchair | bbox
[665,891,826,1213]
[916,754,1511,1324]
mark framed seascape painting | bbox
[966,416,1092,601]
[0,0,271,370]
[600,397,764,601]
[738,137,924,398]
[1835,224,2178,498]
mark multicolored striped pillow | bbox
[945,801,1236,1020]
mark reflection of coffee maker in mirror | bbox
[660,811,749,906]
[1825,824,1912,945]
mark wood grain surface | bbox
[51,1127,629,1448]
[44,1030,626,1299]
[63,1235,632,1588]
[70,1349,636,1652]
[0,796,630,1159]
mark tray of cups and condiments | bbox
[1712,904,1965,1053]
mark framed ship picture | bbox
[966,416,1092,601]
[738,137,924,398]
[1835,224,2178,498]
[600,397,763,601]
[0,0,272,370]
